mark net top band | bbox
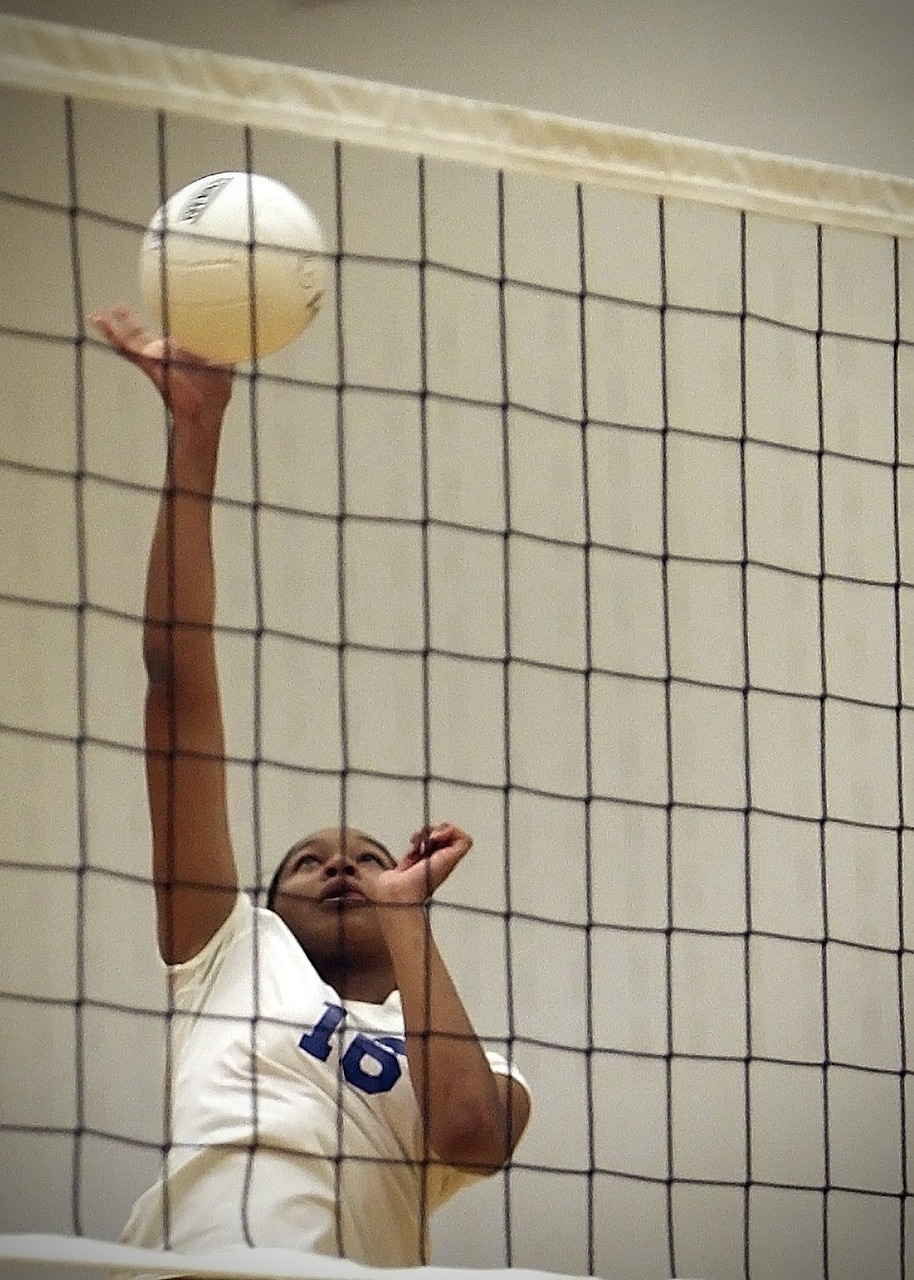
[3,12,914,240]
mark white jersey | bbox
[120,894,526,1269]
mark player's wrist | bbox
[375,899,431,944]
[171,404,226,438]
[168,423,222,485]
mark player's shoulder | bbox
[168,892,289,976]
[167,893,303,1007]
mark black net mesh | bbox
[1,67,914,1280]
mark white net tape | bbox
[0,1235,618,1280]
[2,13,914,238]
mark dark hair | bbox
[265,847,296,912]
[265,832,394,912]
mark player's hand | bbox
[89,305,234,428]
[366,823,472,907]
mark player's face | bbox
[272,826,395,959]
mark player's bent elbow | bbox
[433,1098,526,1174]
[435,1125,511,1175]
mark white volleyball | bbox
[139,172,326,363]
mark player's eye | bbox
[294,853,319,871]
[358,851,385,866]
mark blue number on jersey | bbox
[299,1002,406,1095]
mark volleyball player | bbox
[90,306,531,1271]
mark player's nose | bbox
[323,845,356,876]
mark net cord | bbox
[736,210,754,1280]
[655,196,678,1279]
[813,225,834,1279]
[572,181,597,1278]
[155,105,178,1256]
[416,151,433,1263]
[891,234,911,1271]
[242,124,267,1253]
[331,136,349,1260]
[64,92,89,1241]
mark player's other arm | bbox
[389,911,531,1173]
[375,825,531,1172]
[92,307,239,964]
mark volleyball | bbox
[139,172,326,363]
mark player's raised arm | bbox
[91,306,238,963]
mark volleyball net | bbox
[2,13,914,1280]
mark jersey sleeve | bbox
[484,1045,530,1089]
[163,890,251,1011]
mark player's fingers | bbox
[88,310,126,348]
[93,305,147,346]
[404,823,472,865]
[406,825,431,855]
[430,823,472,854]
[424,841,470,894]
[91,308,200,368]
[429,820,464,838]
[90,316,158,374]
[109,303,147,339]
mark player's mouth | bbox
[321,885,368,908]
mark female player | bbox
[90,307,531,1271]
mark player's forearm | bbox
[380,906,511,1171]
[143,415,221,687]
